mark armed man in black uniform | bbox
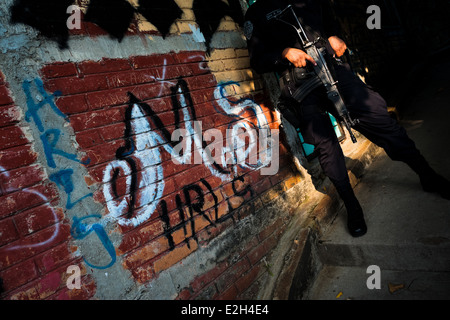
[244,0,450,237]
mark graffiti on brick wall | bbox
[10,52,277,270]
[9,0,245,51]
[70,214,116,269]
[159,175,253,250]
[23,78,92,209]
[0,167,61,251]
[21,78,116,269]
[102,78,275,229]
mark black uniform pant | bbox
[280,63,424,192]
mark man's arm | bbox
[327,36,347,57]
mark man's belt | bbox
[279,68,323,104]
[291,76,322,103]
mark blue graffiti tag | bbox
[41,129,90,168]
[23,78,66,132]
[22,77,102,267]
[49,169,93,209]
[71,215,116,270]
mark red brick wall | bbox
[0,49,303,299]
[0,72,96,299]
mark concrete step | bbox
[316,156,450,272]
[305,265,450,300]
[304,153,450,300]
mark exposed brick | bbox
[215,201,230,221]
[117,219,165,255]
[69,110,111,132]
[78,58,131,75]
[74,128,104,148]
[191,282,218,300]
[170,223,194,247]
[14,205,63,237]
[191,102,216,119]
[130,261,155,284]
[45,74,109,95]
[35,270,63,299]
[84,139,124,166]
[268,166,292,187]
[0,85,14,106]
[105,69,158,88]
[0,223,71,270]
[85,87,130,109]
[0,105,21,127]
[152,238,198,274]
[173,165,211,190]
[96,123,124,142]
[214,257,251,292]
[227,195,245,210]
[0,126,29,150]
[283,173,301,191]
[258,218,284,242]
[184,74,217,91]
[176,287,193,300]
[51,274,96,300]
[202,188,223,211]
[0,183,59,219]
[251,177,272,195]
[189,87,216,105]
[0,218,19,246]
[40,63,78,79]
[0,145,37,172]
[216,284,238,300]
[7,283,40,300]
[129,82,166,102]
[130,54,176,69]
[190,260,229,292]
[191,61,211,75]
[247,241,269,266]
[35,243,75,274]
[1,259,39,292]
[152,65,193,80]
[2,165,45,192]
[259,183,283,205]
[234,201,256,222]
[122,236,169,270]
[55,95,89,114]
[87,164,107,184]
[84,18,110,37]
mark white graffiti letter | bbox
[103,103,165,227]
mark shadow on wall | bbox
[9,0,245,52]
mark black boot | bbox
[406,155,450,200]
[420,173,450,200]
[337,185,367,237]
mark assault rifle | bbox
[274,5,359,143]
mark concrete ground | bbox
[304,60,450,300]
